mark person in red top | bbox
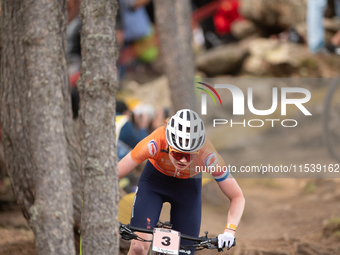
[118,109,245,255]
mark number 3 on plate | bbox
[162,236,171,246]
[152,228,180,255]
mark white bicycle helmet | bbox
[166,109,206,153]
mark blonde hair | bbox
[163,117,170,130]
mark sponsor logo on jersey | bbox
[204,152,217,167]
[148,140,158,157]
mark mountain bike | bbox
[119,221,234,255]
[323,80,340,162]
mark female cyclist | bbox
[118,109,245,255]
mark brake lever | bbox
[119,224,139,241]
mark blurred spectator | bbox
[213,0,241,37]
[116,100,153,161]
[307,0,340,53]
[116,100,167,193]
[117,0,159,79]
[192,0,218,49]
[116,99,167,159]
[119,0,152,43]
[192,0,241,49]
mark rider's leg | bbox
[127,233,152,255]
[169,175,202,255]
[128,161,164,255]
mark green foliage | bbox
[303,181,317,194]
[323,217,340,238]
[326,217,340,225]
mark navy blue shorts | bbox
[130,160,202,255]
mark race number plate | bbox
[152,228,181,255]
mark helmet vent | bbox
[179,124,182,131]
[192,136,203,151]
[179,112,184,119]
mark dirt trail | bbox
[1,82,340,255]
[1,177,340,255]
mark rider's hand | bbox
[217,232,235,251]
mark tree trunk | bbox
[154,0,196,113]
[79,0,119,254]
[0,1,76,255]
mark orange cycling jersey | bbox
[130,127,229,181]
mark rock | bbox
[265,43,306,66]
[122,76,172,109]
[248,38,278,58]
[195,43,248,76]
[242,38,278,75]
[231,19,259,40]
[324,17,340,32]
[264,42,320,77]
[243,56,269,76]
[240,0,306,30]
[324,18,340,43]
[316,53,340,77]
[294,22,307,42]
[242,38,321,77]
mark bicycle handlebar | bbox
[119,222,218,247]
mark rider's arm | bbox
[217,176,245,235]
[118,152,138,180]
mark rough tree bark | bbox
[0,1,76,255]
[79,0,119,254]
[154,0,196,113]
